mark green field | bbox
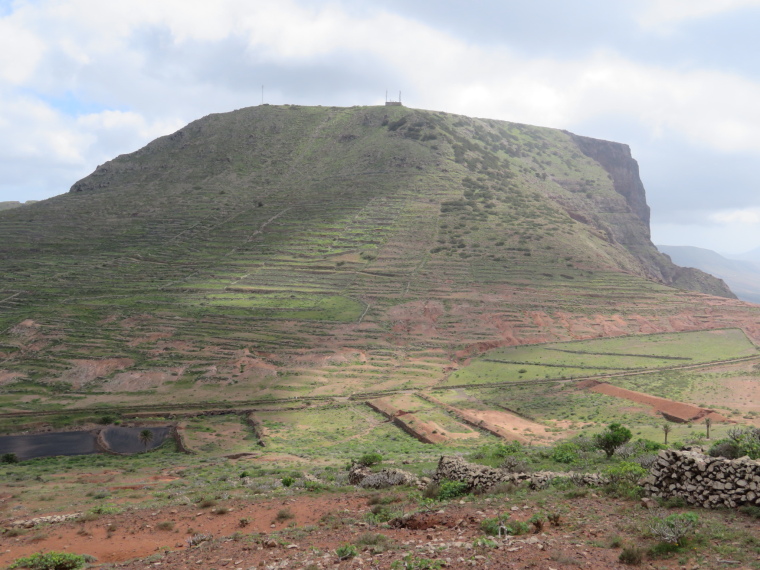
[442,328,758,386]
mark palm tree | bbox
[138,429,154,452]
[662,423,671,445]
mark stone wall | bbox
[433,456,605,489]
[642,449,760,508]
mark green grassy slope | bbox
[0,105,753,411]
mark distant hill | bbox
[0,104,752,406]
[658,244,760,304]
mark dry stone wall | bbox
[642,449,760,508]
[434,456,605,489]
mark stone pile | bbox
[642,449,760,508]
[434,456,606,489]
[9,513,81,528]
[348,463,421,489]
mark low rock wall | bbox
[434,456,605,489]
[642,449,760,508]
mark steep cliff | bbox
[567,133,735,298]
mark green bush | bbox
[358,452,383,467]
[647,512,699,546]
[436,480,469,501]
[635,438,665,453]
[335,544,357,560]
[551,442,581,464]
[391,554,443,569]
[281,476,295,487]
[739,505,760,519]
[505,520,530,536]
[603,462,647,485]
[1,452,19,464]
[709,427,760,459]
[594,423,632,458]
[9,551,86,570]
[480,514,509,536]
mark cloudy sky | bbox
[2,0,760,254]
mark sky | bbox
[2,0,760,254]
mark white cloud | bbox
[709,208,760,224]
[638,0,760,29]
[1,0,760,214]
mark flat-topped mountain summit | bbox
[0,105,751,405]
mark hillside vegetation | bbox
[0,104,752,412]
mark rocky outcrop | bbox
[348,463,420,489]
[568,133,736,299]
[433,456,606,490]
[642,449,760,508]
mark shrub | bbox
[619,546,643,565]
[87,504,121,515]
[500,456,529,473]
[710,427,760,459]
[239,517,250,528]
[551,442,581,464]
[9,551,86,569]
[358,452,383,467]
[547,512,562,526]
[480,514,509,536]
[594,423,632,458]
[156,521,174,531]
[1,452,19,464]
[422,482,440,500]
[198,499,217,509]
[335,544,357,560]
[275,508,294,522]
[739,505,760,519]
[506,520,530,536]
[647,511,699,546]
[281,476,295,487]
[436,480,469,501]
[528,513,545,533]
[354,532,389,553]
[603,462,647,485]
[391,554,443,569]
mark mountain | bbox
[658,244,760,304]
[0,104,752,406]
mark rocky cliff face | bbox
[568,133,735,299]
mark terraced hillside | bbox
[0,104,756,413]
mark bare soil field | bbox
[0,491,711,570]
[582,381,729,423]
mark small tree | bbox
[1,452,19,464]
[705,417,712,440]
[662,423,671,445]
[594,423,632,458]
[138,429,154,452]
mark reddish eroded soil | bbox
[582,381,729,423]
[419,394,531,444]
[0,492,691,570]
[365,399,448,444]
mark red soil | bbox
[582,381,729,423]
[0,493,695,570]
[365,399,447,444]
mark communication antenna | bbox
[385,89,403,106]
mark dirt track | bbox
[582,381,729,423]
